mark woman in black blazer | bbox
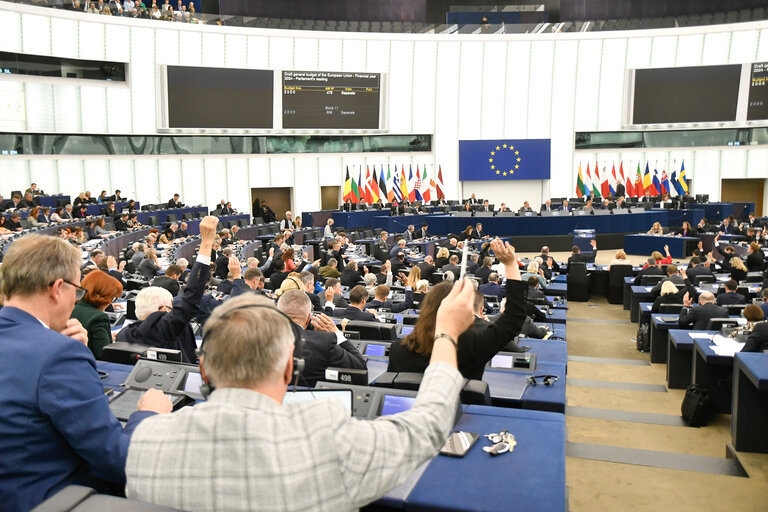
[676,221,697,237]
[434,247,450,270]
[729,256,748,282]
[388,239,526,380]
[746,242,765,272]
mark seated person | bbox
[760,288,768,319]
[332,285,377,321]
[473,256,494,283]
[367,284,414,313]
[676,221,697,237]
[319,257,342,279]
[435,247,451,269]
[375,260,394,286]
[276,290,366,386]
[729,256,748,282]
[413,279,429,309]
[746,242,765,272]
[520,260,547,289]
[389,251,410,276]
[742,305,768,352]
[677,291,728,330]
[525,275,548,302]
[697,217,715,233]
[581,200,594,214]
[340,260,364,288]
[647,221,664,235]
[440,254,461,276]
[70,270,123,358]
[5,212,23,231]
[686,256,713,281]
[125,280,476,510]
[651,280,691,313]
[26,207,46,228]
[0,234,170,511]
[137,248,161,279]
[566,239,598,272]
[716,279,746,306]
[416,255,436,282]
[388,239,526,380]
[116,216,217,363]
[719,216,741,235]
[650,264,685,297]
[151,264,182,296]
[607,250,631,270]
[651,246,673,265]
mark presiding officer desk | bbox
[96,361,567,511]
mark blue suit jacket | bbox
[0,306,154,512]
[478,282,505,301]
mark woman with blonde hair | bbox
[608,250,631,270]
[70,270,123,357]
[730,256,748,282]
[435,247,450,269]
[647,222,664,235]
[275,273,303,298]
[406,266,421,288]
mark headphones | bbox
[197,304,306,399]
[527,374,559,386]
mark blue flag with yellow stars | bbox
[458,139,551,181]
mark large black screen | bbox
[632,65,741,124]
[282,71,381,129]
[166,66,273,129]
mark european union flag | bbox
[458,139,551,181]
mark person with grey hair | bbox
[116,216,218,363]
[276,289,366,386]
[126,278,478,511]
[521,260,547,289]
[0,234,171,511]
[677,290,728,330]
[215,246,234,279]
[138,247,161,279]
[363,272,378,295]
[176,257,189,283]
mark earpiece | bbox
[197,303,306,399]
[527,374,559,386]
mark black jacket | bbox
[416,262,435,281]
[294,326,366,386]
[743,322,768,352]
[633,265,664,285]
[567,250,597,272]
[387,279,528,380]
[332,306,377,322]
[716,291,746,306]
[747,252,765,272]
[367,289,414,313]
[340,268,364,288]
[214,254,230,279]
[137,258,161,279]
[116,259,208,363]
[651,289,690,313]
[677,303,729,330]
[151,275,181,296]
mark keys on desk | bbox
[483,429,517,456]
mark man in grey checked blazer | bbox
[126,279,478,511]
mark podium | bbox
[572,229,595,260]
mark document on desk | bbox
[645,287,653,292]
[689,333,714,340]
[710,334,745,357]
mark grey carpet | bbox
[566,317,629,325]
[568,355,650,366]
[568,379,668,392]
[566,442,748,477]
[566,406,687,426]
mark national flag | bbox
[622,162,634,198]
[413,165,423,201]
[609,163,618,197]
[678,160,689,195]
[357,166,365,202]
[584,162,592,197]
[386,165,395,202]
[393,169,402,201]
[369,166,380,203]
[407,165,416,202]
[670,170,680,196]
[350,168,360,203]
[364,166,374,203]
[342,166,355,202]
[660,168,670,196]
[420,166,431,202]
[600,162,610,198]
[651,166,661,196]
[642,163,652,195]
[634,162,643,197]
[592,163,602,198]
[399,165,409,201]
[436,165,445,199]
[379,165,388,202]
[575,162,586,198]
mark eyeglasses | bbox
[158,304,173,311]
[52,279,87,300]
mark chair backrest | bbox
[166,213,179,223]
[608,264,634,285]
[659,303,684,314]
[693,275,715,285]
[344,320,397,340]
[640,274,663,285]
[705,318,739,331]
[568,262,588,280]
[147,215,158,226]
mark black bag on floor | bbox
[681,384,710,427]
[636,322,649,352]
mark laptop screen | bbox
[364,344,387,357]
[380,394,416,416]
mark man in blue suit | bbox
[0,235,172,512]
[478,272,505,301]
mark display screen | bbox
[490,355,514,369]
[364,344,387,357]
[400,325,414,336]
[747,62,768,121]
[282,71,381,129]
[183,371,203,394]
[380,394,416,416]
[282,390,353,415]
[166,66,273,129]
[632,65,741,124]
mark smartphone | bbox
[440,431,479,457]
[459,243,469,280]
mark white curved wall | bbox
[1,2,768,213]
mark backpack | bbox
[681,385,710,427]
[636,322,650,352]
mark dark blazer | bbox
[435,256,450,269]
[340,268,364,288]
[677,303,729,330]
[416,262,435,281]
[730,267,748,282]
[747,251,765,272]
[332,306,377,322]
[137,258,161,279]
[470,229,484,239]
[390,257,408,276]
[114,218,129,231]
[633,265,663,285]
[473,266,493,283]
[69,301,112,359]
[306,290,324,312]
[414,228,428,239]
[566,250,596,272]
[167,199,182,208]
[388,279,528,380]
[373,240,390,261]
[650,274,685,297]
[152,275,181,296]
[685,265,712,281]
[295,326,366,386]
[716,291,746,306]
[116,259,209,363]
[743,322,768,352]
[440,263,461,276]
[651,289,689,313]
[367,289,414,313]
[478,281,504,301]
[0,306,154,512]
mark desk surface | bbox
[694,338,736,366]
[518,339,568,365]
[734,352,768,391]
[668,330,715,349]
[483,362,566,412]
[405,409,566,512]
